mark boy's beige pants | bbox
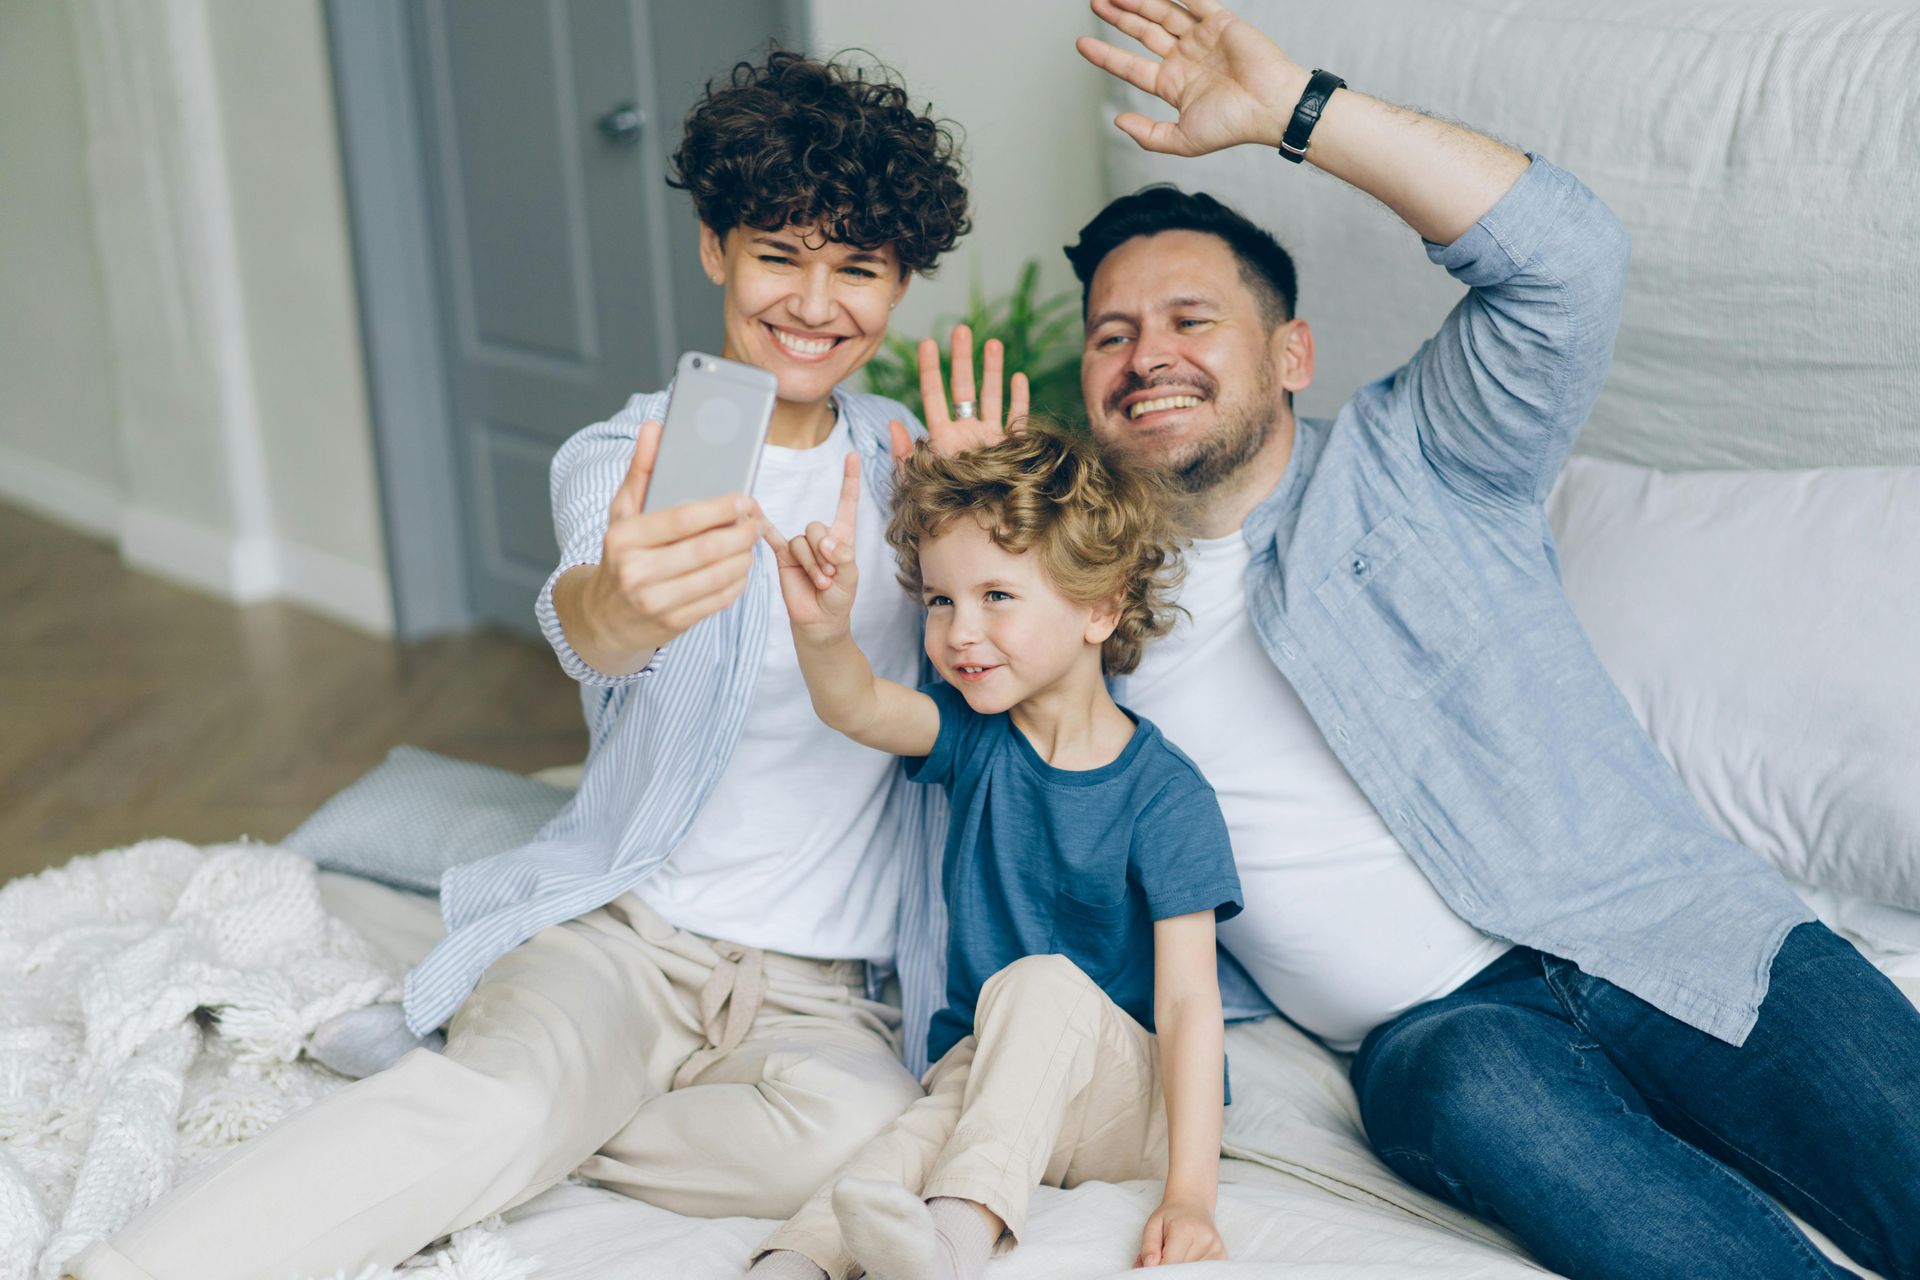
[70,894,923,1280]
[758,952,1171,1280]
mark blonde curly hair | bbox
[886,421,1186,676]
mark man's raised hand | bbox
[580,419,760,662]
[765,452,863,641]
[888,323,1030,461]
[1077,0,1301,158]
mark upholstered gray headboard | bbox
[1100,0,1920,470]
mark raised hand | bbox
[577,420,760,665]
[887,323,1031,461]
[764,452,863,641]
[1077,0,1303,158]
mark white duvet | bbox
[4,843,1912,1280]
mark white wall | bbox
[204,1,390,606]
[804,0,1108,346]
[0,0,392,635]
[0,0,123,529]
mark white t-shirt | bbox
[1126,532,1509,1050]
[635,418,921,964]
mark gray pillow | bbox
[284,747,573,893]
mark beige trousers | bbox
[72,895,923,1280]
[760,953,1170,1280]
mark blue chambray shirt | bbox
[1150,155,1809,1047]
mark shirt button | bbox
[1334,727,1351,744]
[1351,557,1368,577]
[1395,809,1410,825]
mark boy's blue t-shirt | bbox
[909,680,1243,1066]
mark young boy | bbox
[751,426,1242,1279]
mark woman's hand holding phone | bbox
[566,419,762,674]
[888,324,1030,461]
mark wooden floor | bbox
[0,501,588,885]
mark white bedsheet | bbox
[315,869,1915,1280]
[3,844,1904,1278]
[491,1168,1544,1280]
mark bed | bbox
[14,440,1918,1278]
[307,769,1920,1280]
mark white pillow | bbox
[1546,457,1920,909]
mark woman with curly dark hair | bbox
[68,52,1025,1280]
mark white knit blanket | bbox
[0,840,530,1280]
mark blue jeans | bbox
[1351,923,1920,1280]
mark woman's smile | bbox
[764,322,849,363]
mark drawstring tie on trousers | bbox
[671,940,767,1089]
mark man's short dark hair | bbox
[1064,186,1297,328]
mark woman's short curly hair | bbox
[887,423,1186,677]
[668,50,969,276]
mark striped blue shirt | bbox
[401,387,954,1071]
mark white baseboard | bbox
[120,504,279,603]
[120,506,395,636]
[277,540,396,636]
[0,447,397,638]
[118,506,395,637]
[0,441,123,539]
[3,449,399,637]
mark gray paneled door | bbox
[407,0,790,635]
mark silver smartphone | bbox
[642,352,778,513]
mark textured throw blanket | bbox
[0,840,530,1280]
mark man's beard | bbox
[1134,362,1279,496]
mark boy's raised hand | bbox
[1137,1199,1228,1268]
[764,452,863,641]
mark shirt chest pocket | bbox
[1047,890,1131,987]
[1313,513,1484,700]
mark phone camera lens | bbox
[691,357,703,370]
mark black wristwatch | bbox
[1278,69,1346,163]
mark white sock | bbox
[831,1180,995,1280]
[926,1197,998,1279]
[307,1002,444,1079]
[746,1249,829,1280]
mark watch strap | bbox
[1278,68,1346,163]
